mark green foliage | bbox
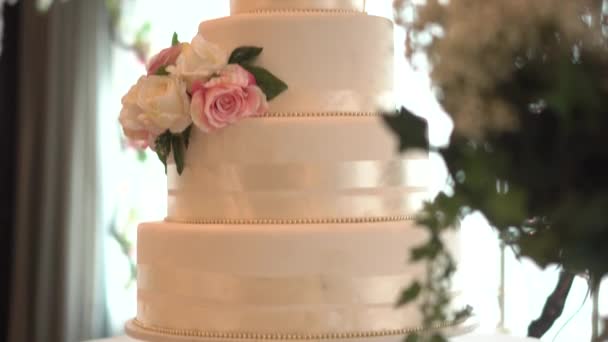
[386,8,608,338]
[229,46,264,65]
[182,125,192,149]
[242,64,288,101]
[155,66,170,76]
[405,334,420,342]
[228,46,288,101]
[383,109,473,341]
[134,22,152,46]
[430,334,448,342]
[154,131,172,174]
[171,32,180,46]
[397,282,422,306]
[154,125,193,175]
[171,134,186,175]
[136,149,147,162]
[383,107,429,151]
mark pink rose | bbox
[190,64,268,132]
[205,64,257,87]
[147,44,183,75]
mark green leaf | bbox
[155,66,169,76]
[171,32,179,46]
[396,282,421,307]
[405,333,419,342]
[433,193,463,226]
[229,46,263,65]
[382,107,429,152]
[411,245,432,262]
[136,149,147,162]
[171,134,186,175]
[154,131,172,174]
[430,334,448,342]
[242,64,288,101]
[135,22,151,45]
[518,231,562,268]
[454,306,473,322]
[411,237,442,261]
[182,125,193,149]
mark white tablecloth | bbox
[86,335,538,342]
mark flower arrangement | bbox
[389,0,608,341]
[119,32,287,174]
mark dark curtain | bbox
[8,1,111,341]
[0,2,20,342]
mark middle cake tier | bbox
[167,117,428,222]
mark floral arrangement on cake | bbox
[119,32,287,174]
[389,0,608,341]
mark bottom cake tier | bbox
[130,220,468,341]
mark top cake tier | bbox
[198,12,394,113]
[230,0,366,14]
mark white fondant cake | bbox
[126,1,466,341]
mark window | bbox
[103,0,230,332]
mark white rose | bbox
[168,33,228,87]
[119,75,192,146]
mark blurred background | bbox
[0,1,606,341]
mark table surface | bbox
[86,334,539,342]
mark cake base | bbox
[133,221,465,338]
[125,316,479,342]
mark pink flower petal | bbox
[147,44,182,75]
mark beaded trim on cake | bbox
[164,215,415,225]
[131,317,466,340]
[257,111,383,118]
[244,8,365,15]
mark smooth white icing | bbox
[136,221,428,334]
[230,0,366,14]
[199,13,395,113]
[167,117,429,221]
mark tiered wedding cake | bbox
[124,0,464,340]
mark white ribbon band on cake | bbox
[138,265,414,305]
[166,191,427,223]
[230,0,366,14]
[168,160,427,192]
[137,278,431,333]
[137,301,415,333]
[167,144,430,221]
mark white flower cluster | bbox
[397,0,607,138]
[119,33,228,148]
[119,31,278,154]
[0,0,18,56]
